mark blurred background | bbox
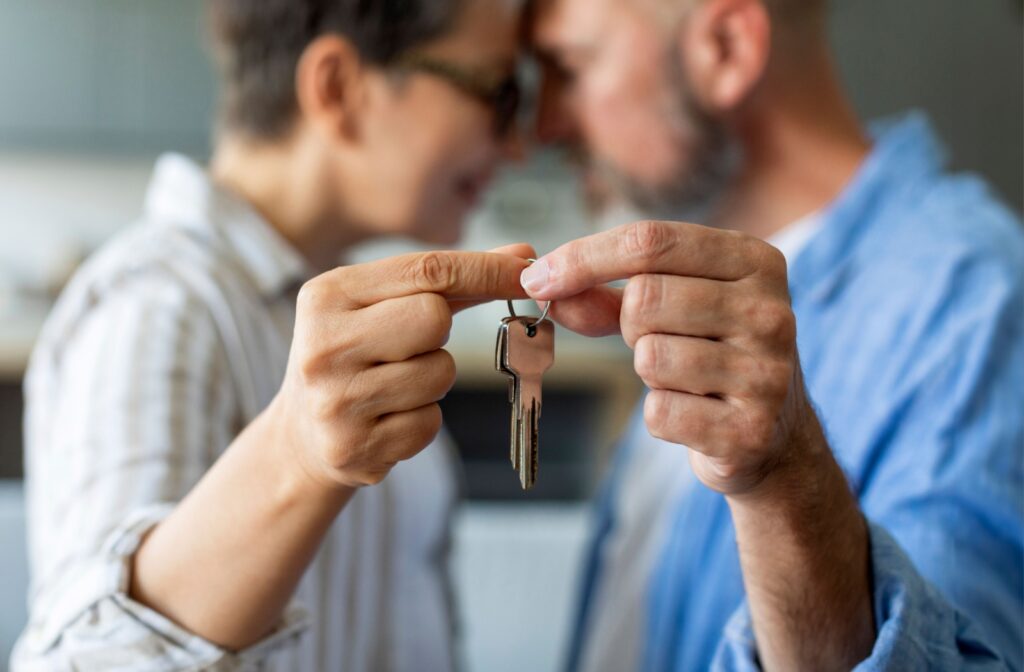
[0,1,1021,670]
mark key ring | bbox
[507,258,551,334]
[506,299,551,328]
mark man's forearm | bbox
[726,420,875,671]
[130,403,354,651]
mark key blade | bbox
[529,397,539,488]
[510,375,520,470]
[518,378,542,490]
[516,397,540,490]
[505,318,554,491]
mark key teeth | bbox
[530,399,540,489]
[516,399,540,491]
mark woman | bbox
[13,0,531,669]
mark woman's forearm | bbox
[128,251,532,650]
[129,403,354,651]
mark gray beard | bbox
[594,56,742,224]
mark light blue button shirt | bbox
[569,113,1024,672]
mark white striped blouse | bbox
[12,154,460,672]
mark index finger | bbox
[520,221,765,301]
[324,251,532,309]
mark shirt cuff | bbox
[710,522,1006,671]
[17,504,310,669]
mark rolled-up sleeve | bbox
[712,523,1009,671]
[711,258,1023,671]
[12,506,309,671]
[12,270,308,670]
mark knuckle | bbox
[416,293,453,339]
[767,305,797,344]
[310,394,340,424]
[763,359,794,401]
[416,404,444,444]
[632,274,663,319]
[358,469,389,487]
[409,292,454,346]
[735,355,784,399]
[422,351,457,399]
[298,349,333,386]
[722,228,753,257]
[705,459,744,485]
[748,299,795,343]
[757,242,788,280]
[733,357,761,398]
[625,220,672,262]
[296,279,327,312]
[409,252,458,293]
[643,391,669,433]
[298,357,321,386]
[438,350,457,388]
[621,280,642,326]
[633,336,661,381]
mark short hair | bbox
[206,0,464,139]
[664,0,827,27]
[766,0,827,24]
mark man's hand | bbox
[273,246,534,491]
[520,220,814,496]
[520,221,875,671]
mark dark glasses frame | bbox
[396,55,522,138]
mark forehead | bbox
[429,0,525,66]
[533,0,608,44]
[532,0,659,50]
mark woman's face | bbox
[338,0,524,246]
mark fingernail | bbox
[521,258,550,293]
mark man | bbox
[525,0,1024,670]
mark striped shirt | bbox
[12,154,460,671]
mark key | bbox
[504,317,555,490]
[495,317,520,469]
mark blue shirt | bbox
[569,114,1024,671]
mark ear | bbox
[295,35,368,142]
[676,0,771,112]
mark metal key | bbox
[504,317,555,490]
[495,317,520,469]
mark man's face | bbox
[531,0,737,217]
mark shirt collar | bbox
[143,153,316,299]
[787,112,947,302]
[769,210,824,266]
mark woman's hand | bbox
[130,245,533,650]
[270,246,534,490]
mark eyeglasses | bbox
[397,56,522,139]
